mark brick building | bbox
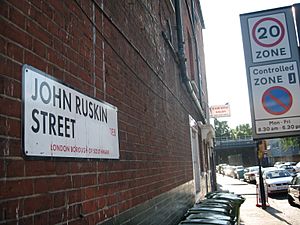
[0,1,214,224]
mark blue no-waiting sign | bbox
[262,86,292,115]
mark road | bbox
[217,174,300,225]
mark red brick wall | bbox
[0,1,207,224]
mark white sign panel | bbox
[22,65,119,159]
[240,6,300,139]
[210,105,231,118]
[248,13,291,63]
[249,61,300,134]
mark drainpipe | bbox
[189,0,202,101]
[174,0,206,123]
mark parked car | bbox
[278,164,296,174]
[224,166,235,178]
[233,166,244,179]
[284,162,297,172]
[262,168,293,195]
[243,166,259,183]
[217,164,228,174]
[274,161,285,167]
[288,173,300,207]
[285,162,297,166]
[294,162,300,173]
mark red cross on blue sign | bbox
[262,86,293,115]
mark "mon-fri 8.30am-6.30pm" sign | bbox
[240,5,300,139]
[22,65,119,159]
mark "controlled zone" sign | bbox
[249,62,300,134]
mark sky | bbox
[200,0,299,128]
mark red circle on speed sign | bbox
[252,17,285,48]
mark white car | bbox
[262,168,293,195]
[274,161,285,167]
[294,162,300,173]
[288,173,300,207]
[278,164,296,174]
[244,166,259,183]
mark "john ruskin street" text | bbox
[30,78,108,138]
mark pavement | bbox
[216,174,299,225]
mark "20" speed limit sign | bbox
[248,13,291,63]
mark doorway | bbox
[189,116,201,199]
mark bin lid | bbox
[188,207,229,214]
[187,212,233,222]
[179,218,231,225]
[212,193,245,205]
[201,199,234,205]
[195,202,232,211]
[200,199,234,209]
[205,191,231,199]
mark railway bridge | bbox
[214,136,258,167]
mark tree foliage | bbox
[280,136,300,150]
[232,124,252,138]
[213,119,299,154]
[214,118,252,139]
[214,119,231,138]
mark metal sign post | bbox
[294,4,300,46]
[257,140,267,209]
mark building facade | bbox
[0,1,214,224]
[268,138,300,165]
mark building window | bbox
[187,30,195,80]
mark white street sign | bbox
[240,6,300,139]
[210,104,231,118]
[22,65,120,159]
[249,61,300,134]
